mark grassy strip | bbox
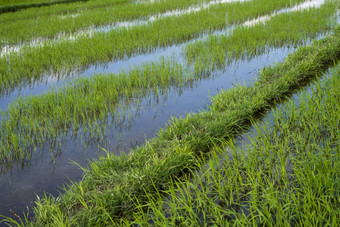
[0,0,325,93]
[0,0,74,6]
[3,27,339,226]
[128,65,340,226]
[1,0,45,6]
[185,0,340,73]
[0,0,130,22]
[0,0,50,6]
[0,3,337,162]
[0,0,88,15]
[0,0,232,44]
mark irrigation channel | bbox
[0,0,339,224]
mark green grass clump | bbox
[0,0,309,92]
[2,26,339,226]
[128,65,340,226]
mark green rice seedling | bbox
[3,26,340,226]
[0,0,310,92]
[185,0,339,73]
[0,2,339,163]
[0,0,83,6]
[128,65,340,226]
[0,0,89,14]
[0,0,129,16]
[0,55,195,162]
[0,0,247,44]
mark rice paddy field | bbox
[0,0,339,225]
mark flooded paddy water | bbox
[0,0,338,224]
[152,66,339,225]
[0,0,248,57]
[0,0,329,111]
[0,45,295,221]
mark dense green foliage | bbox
[185,1,338,72]
[0,1,337,163]
[0,0,331,100]
[0,0,236,44]
[0,0,88,14]
[1,0,339,225]
[2,26,338,226]
[129,64,340,226]
[0,0,55,6]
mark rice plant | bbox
[2,26,339,226]
[128,64,340,226]
[0,0,311,92]
[0,2,338,164]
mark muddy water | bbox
[0,46,295,222]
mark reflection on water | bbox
[1,1,332,111]
[0,43,303,167]
[244,0,325,26]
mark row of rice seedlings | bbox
[185,0,339,73]
[0,0,89,14]
[127,65,340,226]
[0,56,194,162]
[0,0,250,57]
[0,0,314,92]
[0,2,337,162]
[0,0,54,6]
[0,0,130,22]
[0,0,226,44]
[4,26,339,226]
